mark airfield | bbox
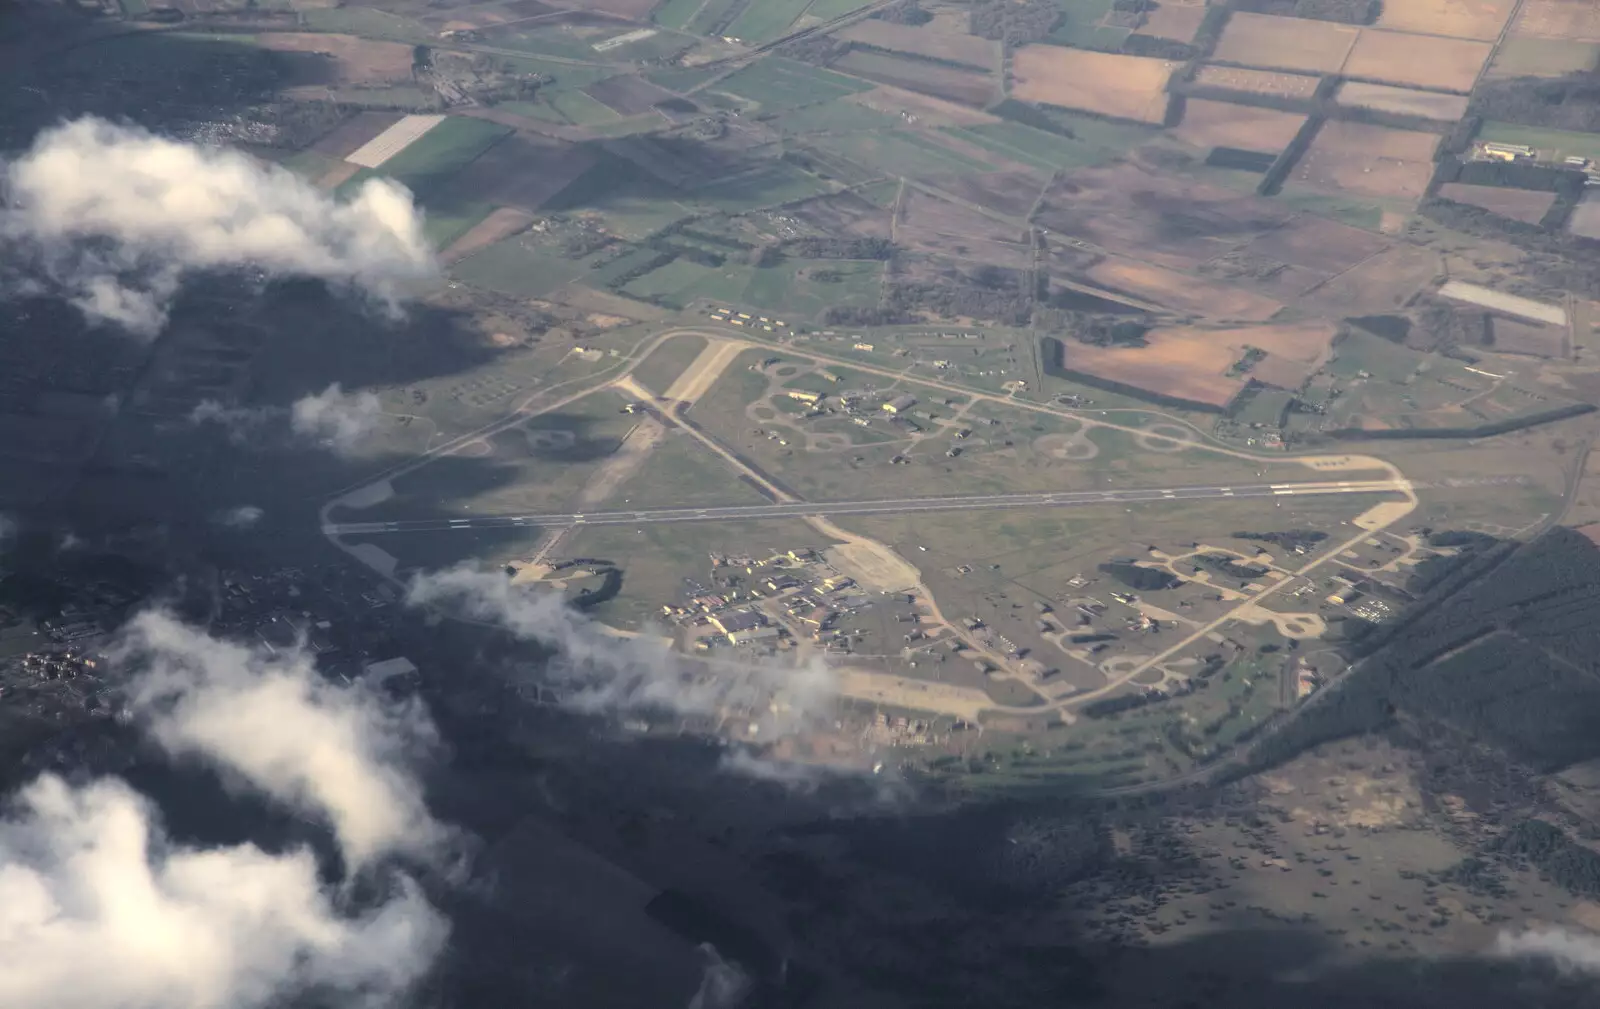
[8,0,1600,796]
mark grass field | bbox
[630,332,709,394]
[548,88,625,125]
[622,259,754,308]
[725,0,813,43]
[1273,190,1387,230]
[1480,121,1600,161]
[689,162,834,212]
[1486,36,1599,78]
[770,100,905,136]
[303,6,435,44]
[422,201,495,250]
[942,118,1150,172]
[813,129,997,178]
[644,65,725,91]
[1047,0,1129,48]
[451,238,589,298]
[651,0,706,30]
[806,0,881,17]
[714,57,873,110]
[375,116,510,195]
[686,0,744,35]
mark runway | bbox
[323,480,1408,537]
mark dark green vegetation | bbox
[1232,0,1379,24]
[1248,529,1600,774]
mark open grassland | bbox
[688,162,835,212]
[1192,64,1320,99]
[1486,36,1600,78]
[1290,121,1438,202]
[651,0,705,30]
[1334,82,1470,122]
[1374,0,1517,40]
[1479,122,1600,162]
[1170,99,1306,154]
[812,129,997,178]
[371,116,510,194]
[1437,183,1558,224]
[1212,13,1359,74]
[724,0,814,44]
[451,237,590,298]
[629,332,709,394]
[715,57,873,110]
[832,50,997,106]
[1513,0,1600,42]
[1009,47,1176,124]
[838,18,999,69]
[303,6,436,44]
[942,117,1152,173]
[1343,30,1491,93]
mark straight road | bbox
[324,479,1406,536]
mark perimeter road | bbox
[324,480,1407,536]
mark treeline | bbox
[885,280,1032,326]
[1231,0,1379,24]
[1322,401,1594,440]
[1257,99,1331,196]
[779,237,895,260]
[1469,73,1600,135]
[1491,820,1600,898]
[1098,562,1182,591]
[1234,529,1328,552]
[1434,158,1589,196]
[1193,553,1269,582]
[970,0,1061,46]
[1245,529,1600,775]
[872,0,932,25]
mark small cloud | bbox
[290,384,384,458]
[114,611,453,870]
[213,505,264,529]
[0,773,447,1009]
[1497,927,1600,974]
[687,944,752,1009]
[1,116,436,336]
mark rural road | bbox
[324,479,1407,535]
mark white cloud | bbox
[0,773,447,1009]
[686,944,751,1009]
[406,565,838,744]
[189,400,276,445]
[212,505,264,529]
[3,116,436,336]
[114,611,451,870]
[290,384,384,458]
[190,386,384,457]
[1496,927,1600,974]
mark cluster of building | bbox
[659,548,878,656]
[708,306,787,331]
[1473,141,1600,184]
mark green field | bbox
[813,129,997,178]
[739,259,884,317]
[689,162,834,212]
[451,238,589,298]
[1274,188,1387,230]
[945,118,1149,172]
[548,88,623,125]
[725,0,813,43]
[804,0,881,17]
[652,0,706,30]
[1480,121,1600,163]
[303,6,435,43]
[714,57,873,110]
[770,99,903,136]
[621,258,753,307]
[686,0,745,35]
[280,148,340,181]
[630,332,709,394]
[495,56,614,89]
[377,117,510,195]
[422,201,495,251]
[1048,0,1128,47]
[1486,37,1599,80]
[644,65,725,92]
